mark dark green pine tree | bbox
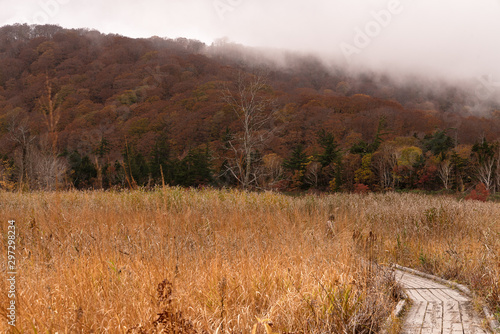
[174,146,213,187]
[350,116,388,155]
[149,133,172,184]
[350,140,369,155]
[472,137,496,164]
[450,150,469,191]
[283,144,308,173]
[283,144,309,190]
[123,144,150,187]
[317,130,340,167]
[367,116,388,153]
[423,130,454,157]
[316,130,343,190]
[93,138,111,159]
[68,151,97,189]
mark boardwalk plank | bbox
[419,288,443,302]
[395,269,491,334]
[406,289,428,302]
[442,301,463,334]
[441,288,470,302]
[432,288,463,303]
[402,301,428,333]
[460,302,488,334]
[421,301,443,334]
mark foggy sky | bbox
[2,0,500,82]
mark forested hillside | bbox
[0,24,499,193]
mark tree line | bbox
[2,73,499,196]
[0,24,499,195]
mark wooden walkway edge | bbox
[393,265,499,334]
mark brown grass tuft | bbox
[0,189,497,332]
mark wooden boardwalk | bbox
[396,270,490,334]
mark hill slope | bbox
[0,24,499,191]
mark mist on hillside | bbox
[205,39,500,118]
[203,0,500,116]
[3,0,500,86]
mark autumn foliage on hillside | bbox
[0,24,499,194]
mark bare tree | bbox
[438,159,453,190]
[476,156,495,191]
[32,148,68,190]
[304,161,321,188]
[9,118,68,190]
[372,143,398,190]
[38,73,62,156]
[261,153,284,187]
[221,73,276,189]
[9,117,36,188]
[28,75,69,190]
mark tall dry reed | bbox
[0,188,399,333]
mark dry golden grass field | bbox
[0,188,499,333]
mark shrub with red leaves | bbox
[354,183,370,194]
[465,183,490,202]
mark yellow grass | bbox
[0,188,498,333]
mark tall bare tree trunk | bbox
[221,73,276,189]
[438,160,453,190]
[39,73,62,157]
[9,119,36,190]
[476,157,495,191]
[36,74,66,190]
